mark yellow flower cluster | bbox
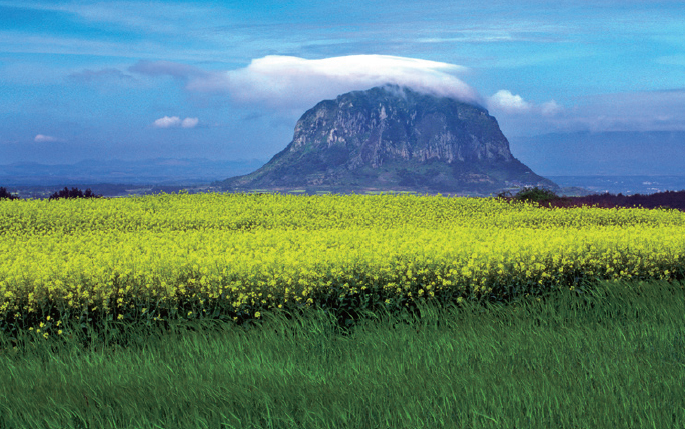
[1,193,683,333]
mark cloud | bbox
[152,116,199,128]
[130,60,230,96]
[68,68,135,83]
[494,89,685,138]
[540,100,562,116]
[223,55,481,108]
[34,134,63,143]
[488,90,532,113]
[488,90,563,116]
[133,55,483,110]
[483,90,566,137]
[153,116,181,128]
[129,60,206,80]
[181,117,199,128]
[558,90,685,133]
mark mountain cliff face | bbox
[220,85,557,194]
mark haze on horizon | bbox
[1,0,685,177]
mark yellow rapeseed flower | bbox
[1,193,683,323]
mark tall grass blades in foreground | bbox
[1,280,684,429]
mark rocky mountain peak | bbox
[290,85,514,168]
[221,85,557,194]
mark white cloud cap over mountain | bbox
[190,55,483,110]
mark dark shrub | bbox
[0,187,19,200]
[512,187,559,203]
[49,187,101,200]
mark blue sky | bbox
[1,0,685,164]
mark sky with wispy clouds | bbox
[1,0,685,164]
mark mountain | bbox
[219,85,557,195]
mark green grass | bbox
[1,280,684,428]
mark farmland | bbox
[1,193,684,428]
[1,192,684,333]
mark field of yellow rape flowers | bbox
[1,192,684,338]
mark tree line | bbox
[0,186,102,200]
[0,187,19,200]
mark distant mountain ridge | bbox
[220,85,556,194]
[509,131,685,176]
[0,158,266,186]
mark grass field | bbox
[1,193,684,428]
[1,279,684,428]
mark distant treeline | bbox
[561,190,685,210]
[48,187,102,200]
[0,187,19,200]
[0,186,102,200]
[503,187,685,211]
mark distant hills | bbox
[219,85,556,195]
[0,158,266,186]
[509,131,685,176]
